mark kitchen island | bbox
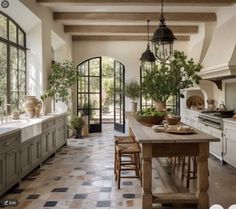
[126,112,219,209]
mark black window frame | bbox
[0,11,27,112]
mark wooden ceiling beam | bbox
[72,35,190,41]
[65,25,198,34]
[37,0,236,5]
[55,12,216,22]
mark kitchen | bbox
[1,0,236,209]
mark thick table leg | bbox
[142,144,152,209]
[197,143,209,209]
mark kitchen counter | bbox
[0,112,66,140]
[223,118,236,125]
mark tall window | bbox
[0,12,26,111]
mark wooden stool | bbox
[115,142,141,189]
[114,136,136,174]
[181,156,197,188]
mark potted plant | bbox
[141,50,202,111]
[70,116,85,139]
[125,80,141,113]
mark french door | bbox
[77,57,102,133]
[77,57,125,133]
[114,61,125,133]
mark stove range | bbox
[198,110,234,130]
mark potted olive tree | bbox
[125,80,141,113]
[141,50,202,111]
[70,116,85,139]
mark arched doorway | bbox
[77,57,125,133]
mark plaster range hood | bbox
[199,13,236,85]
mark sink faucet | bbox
[4,104,11,122]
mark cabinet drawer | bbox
[0,134,19,152]
[55,117,66,126]
[42,120,55,132]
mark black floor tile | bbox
[122,181,133,186]
[96,201,111,207]
[100,187,112,192]
[81,182,92,186]
[9,188,24,194]
[123,194,135,199]
[27,194,40,199]
[73,194,88,199]
[51,188,69,192]
[54,176,63,180]
[44,201,57,207]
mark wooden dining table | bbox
[126,112,219,209]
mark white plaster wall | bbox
[73,40,189,111]
[27,23,43,98]
[19,0,73,112]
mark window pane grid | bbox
[0,12,26,112]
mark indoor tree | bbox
[141,50,202,111]
[125,80,141,112]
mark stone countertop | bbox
[0,112,66,138]
[223,118,236,126]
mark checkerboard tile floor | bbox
[2,125,236,209]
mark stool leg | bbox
[181,157,186,180]
[114,144,116,174]
[186,156,191,188]
[117,153,121,189]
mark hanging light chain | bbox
[147,19,150,47]
[160,0,165,25]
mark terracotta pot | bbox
[154,101,166,112]
[35,102,42,118]
[26,107,35,118]
[75,128,83,139]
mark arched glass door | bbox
[77,57,125,133]
[114,61,125,133]
[77,57,102,133]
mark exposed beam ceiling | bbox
[54,12,217,22]
[65,25,198,34]
[72,35,190,41]
[37,0,236,6]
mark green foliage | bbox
[125,80,141,101]
[103,79,114,106]
[70,116,85,129]
[41,61,78,103]
[137,107,167,117]
[141,50,202,102]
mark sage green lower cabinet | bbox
[31,136,41,167]
[41,132,48,160]
[0,113,67,195]
[20,142,31,177]
[0,154,5,192]
[6,147,19,187]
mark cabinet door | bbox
[31,137,41,167]
[41,132,48,159]
[48,130,55,153]
[20,142,31,176]
[0,154,5,192]
[224,125,236,167]
[6,148,19,187]
[56,126,66,148]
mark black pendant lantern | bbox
[140,20,156,70]
[151,0,176,63]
